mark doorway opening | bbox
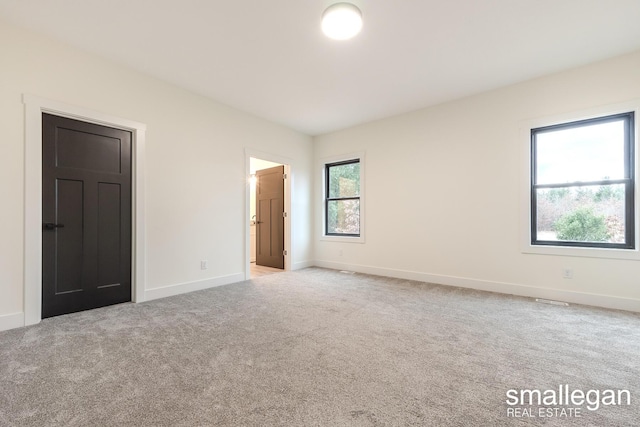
[247,154,291,279]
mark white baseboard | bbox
[145,273,245,301]
[292,260,314,270]
[0,312,25,331]
[314,260,640,313]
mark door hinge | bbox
[283,212,287,218]
[283,173,287,179]
[283,250,288,256]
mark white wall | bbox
[3,20,639,332]
[0,21,313,329]
[314,50,640,312]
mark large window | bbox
[531,112,635,249]
[325,159,360,237]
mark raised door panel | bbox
[54,179,84,294]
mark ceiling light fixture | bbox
[321,2,363,40]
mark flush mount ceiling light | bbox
[321,2,363,40]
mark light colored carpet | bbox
[0,267,638,426]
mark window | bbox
[325,159,361,237]
[531,112,635,249]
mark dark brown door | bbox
[42,113,132,318]
[256,165,284,269]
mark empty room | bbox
[1,1,639,425]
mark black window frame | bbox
[531,112,635,249]
[325,158,361,237]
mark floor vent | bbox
[535,298,569,307]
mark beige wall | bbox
[314,50,640,311]
[0,21,313,329]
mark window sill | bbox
[320,234,365,244]
[522,244,640,261]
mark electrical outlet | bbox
[201,260,208,270]
[562,268,573,279]
[338,249,343,257]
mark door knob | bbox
[43,223,65,230]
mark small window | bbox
[531,112,635,249]
[325,159,360,236]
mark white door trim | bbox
[245,149,292,280]
[23,94,147,326]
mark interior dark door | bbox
[42,113,132,318]
[256,165,284,269]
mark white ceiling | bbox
[2,0,640,136]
